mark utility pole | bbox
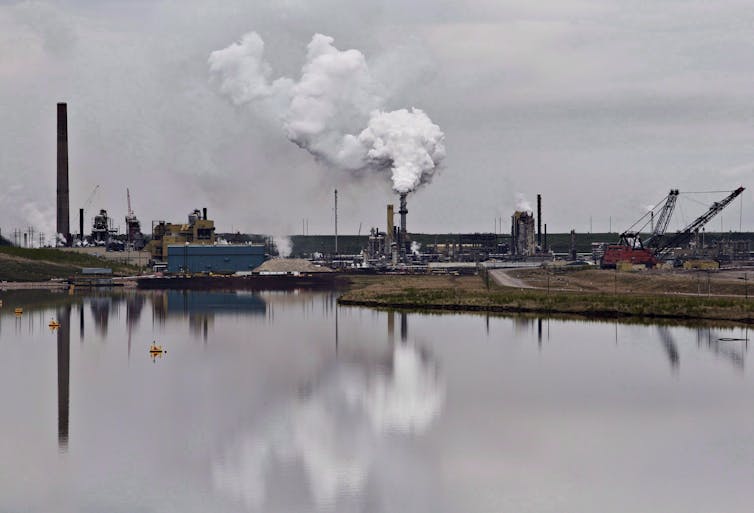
[334,189,338,255]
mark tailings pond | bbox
[0,289,752,513]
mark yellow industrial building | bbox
[147,208,216,262]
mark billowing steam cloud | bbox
[515,192,533,213]
[209,32,445,194]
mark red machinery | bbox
[601,187,745,268]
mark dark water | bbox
[0,289,752,513]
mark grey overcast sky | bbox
[1,0,753,237]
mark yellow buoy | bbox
[149,343,165,354]
[49,319,60,328]
[14,307,23,315]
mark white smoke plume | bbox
[410,240,421,255]
[209,32,445,194]
[515,193,533,213]
[274,235,292,258]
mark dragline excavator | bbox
[601,186,745,268]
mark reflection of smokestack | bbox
[57,305,71,450]
[79,303,84,340]
[537,194,542,248]
[387,310,395,344]
[400,312,408,343]
[57,103,70,244]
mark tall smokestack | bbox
[203,207,207,220]
[57,103,70,244]
[537,194,542,248]
[79,208,84,241]
[386,204,394,247]
[399,193,408,257]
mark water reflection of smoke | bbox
[213,342,445,510]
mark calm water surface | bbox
[0,289,752,513]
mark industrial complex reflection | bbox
[213,311,445,510]
[0,288,749,468]
[152,290,267,340]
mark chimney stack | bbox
[386,204,394,247]
[399,193,408,256]
[79,208,84,241]
[56,103,70,245]
[203,207,207,220]
[537,194,542,248]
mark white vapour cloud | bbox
[209,32,445,194]
[274,235,292,257]
[515,192,532,213]
[213,342,444,510]
[208,32,292,105]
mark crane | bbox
[654,186,745,257]
[78,185,99,242]
[601,187,745,268]
[601,189,680,268]
[645,189,679,247]
[83,185,99,211]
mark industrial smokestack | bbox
[386,204,394,247]
[334,189,338,255]
[537,194,542,248]
[570,229,577,261]
[399,193,408,257]
[79,208,84,241]
[203,207,207,220]
[57,103,70,245]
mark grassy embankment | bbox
[338,273,754,324]
[0,246,139,282]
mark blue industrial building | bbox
[166,244,266,274]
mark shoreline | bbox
[0,281,68,290]
[337,297,754,324]
[337,274,754,325]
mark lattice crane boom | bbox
[656,186,745,256]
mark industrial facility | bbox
[4,102,752,278]
[147,208,216,262]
